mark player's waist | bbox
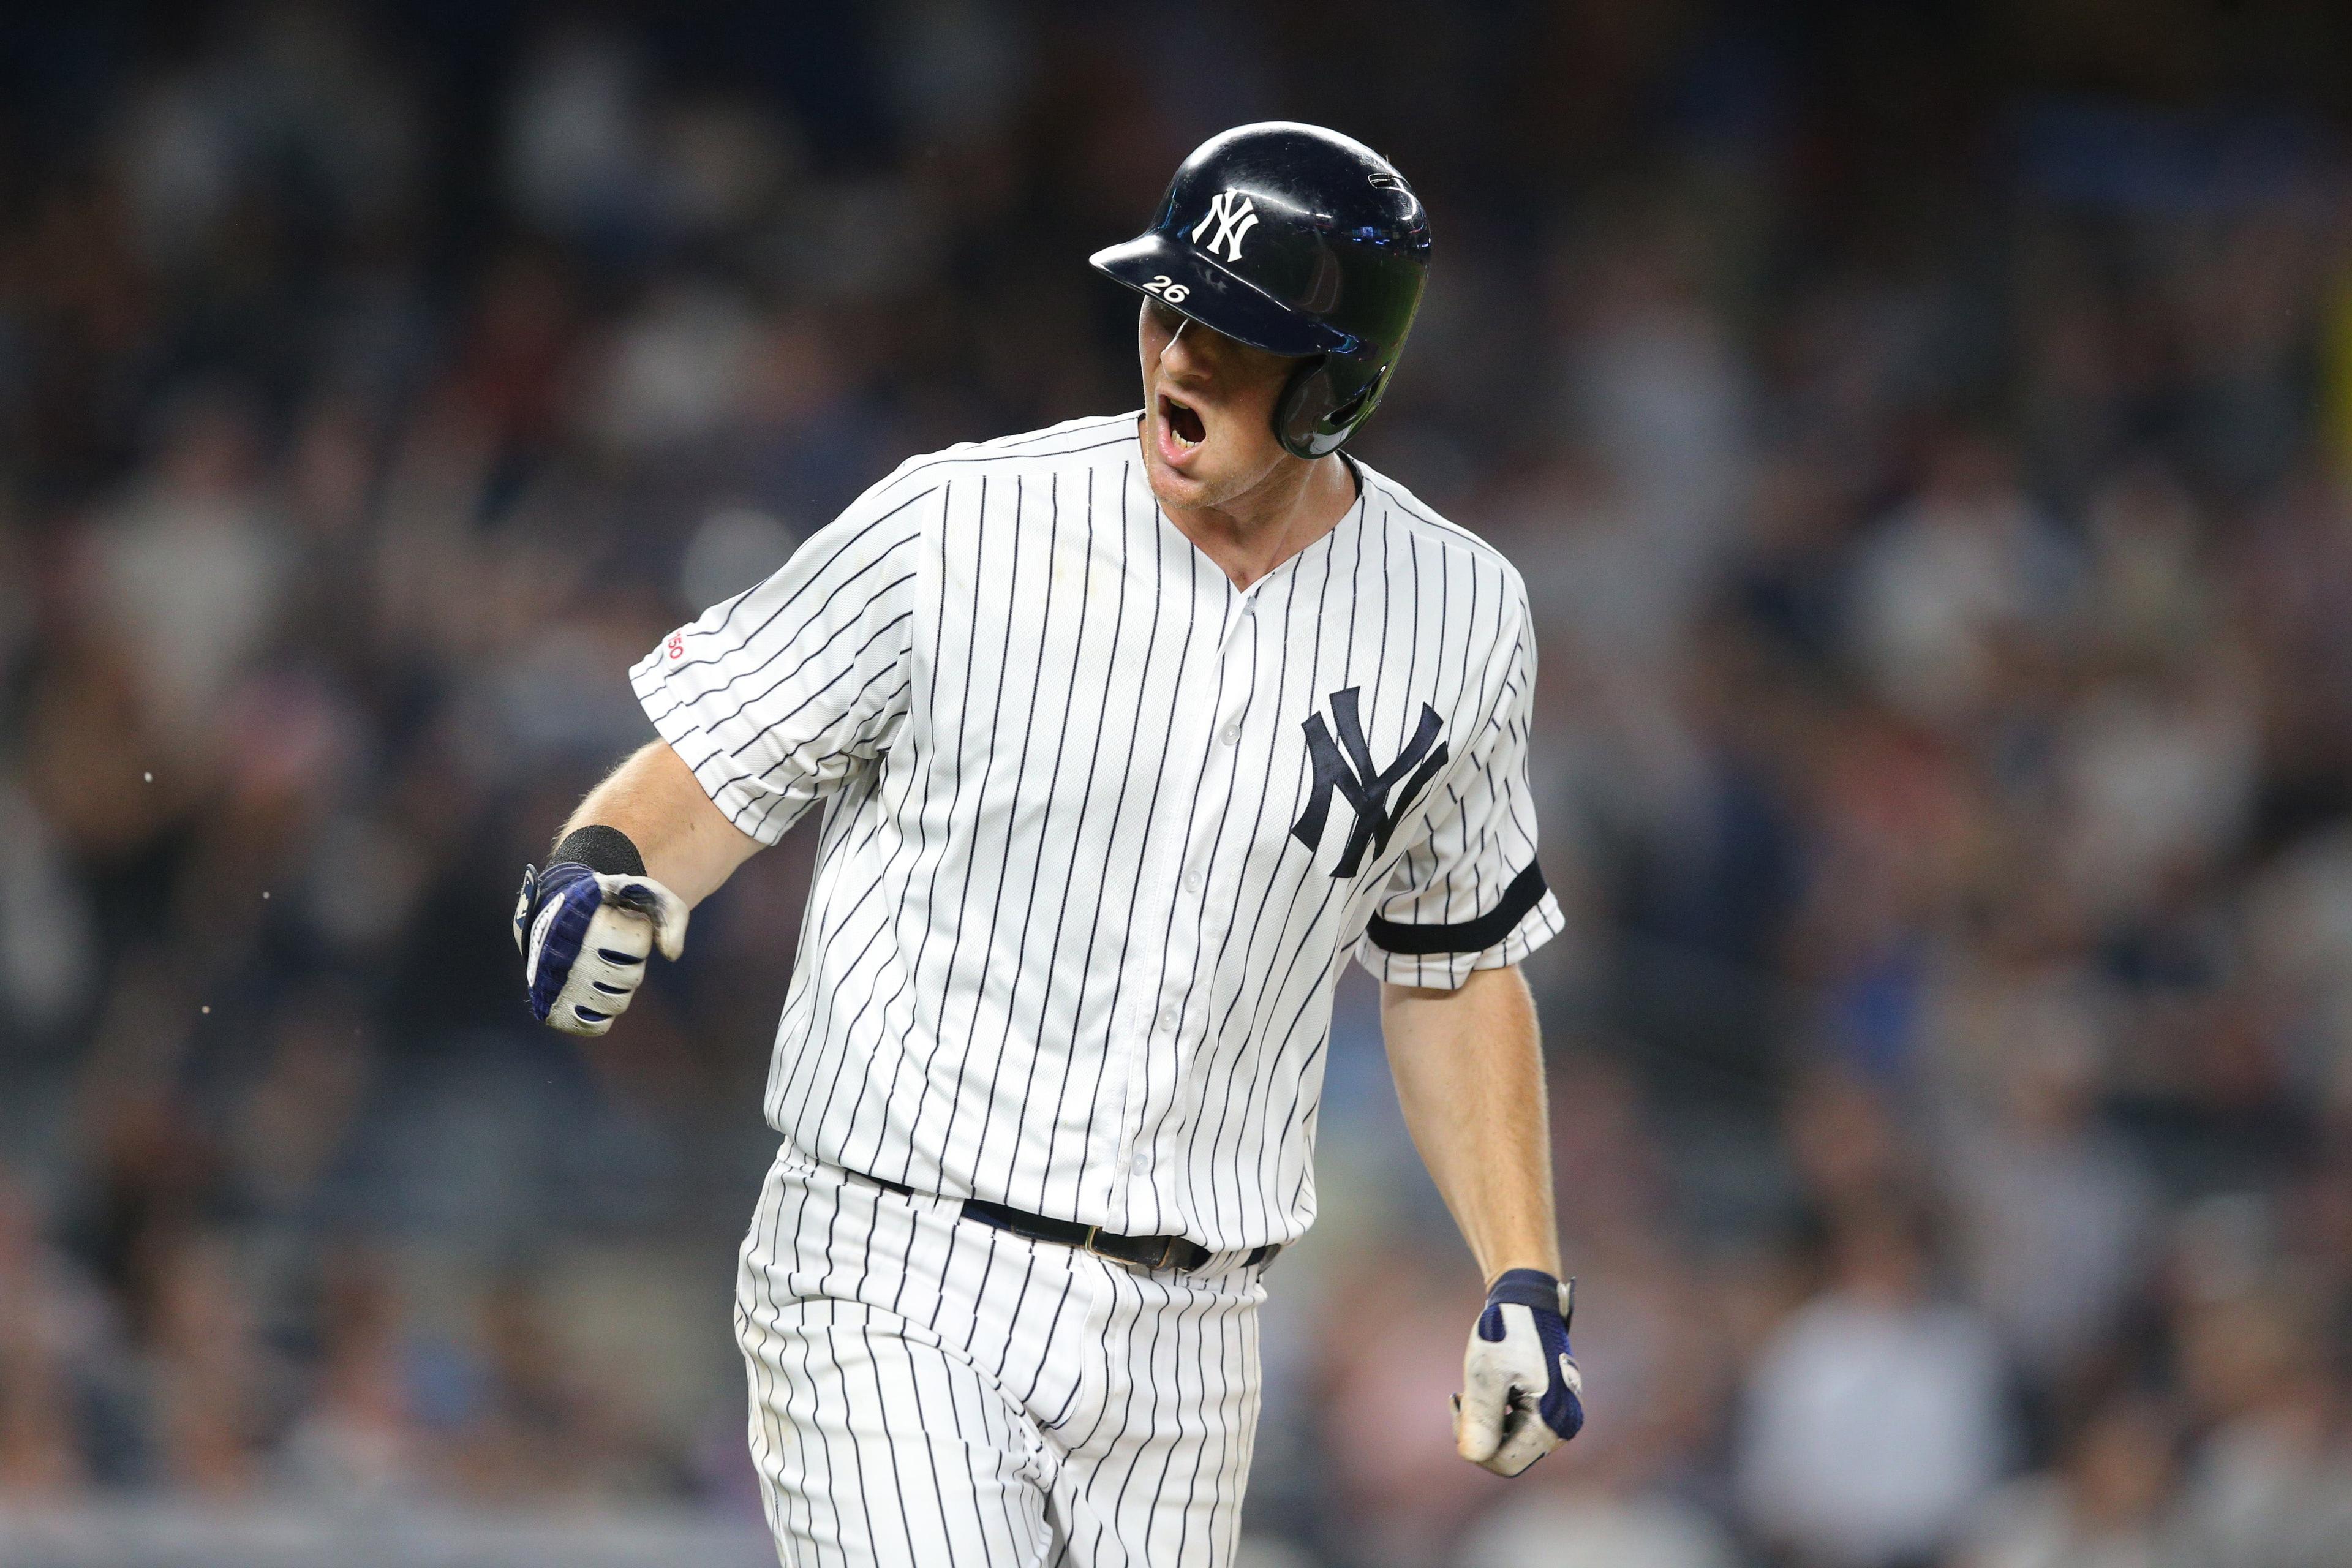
[842,1164,1281,1276]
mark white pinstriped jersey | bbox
[633,412,1562,1251]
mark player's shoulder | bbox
[1351,459,1532,612]
[815,414,1137,554]
[869,413,1139,494]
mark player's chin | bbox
[1147,453,1248,516]
[1144,438,1216,506]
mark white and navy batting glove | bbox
[513,860,687,1038]
[1453,1270,1584,1476]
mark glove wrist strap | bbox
[551,824,646,878]
[1485,1268,1562,1314]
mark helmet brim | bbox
[1090,235,1356,359]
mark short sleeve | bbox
[1354,607,1564,987]
[631,477,934,845]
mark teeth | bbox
[1166,401,1200,449]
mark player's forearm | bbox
[560,739,763,907]
[1381,965,1561,1283]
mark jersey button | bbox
[1158,1006,1179,1032]
[1219,723,1241,746]
[1185,870,1205,892]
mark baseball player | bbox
[514,122,1583,1566]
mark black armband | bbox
[1366,862,1548,956]
[549,824,646,878]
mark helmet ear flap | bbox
[1274,356,1389,460]
[1275,356,1340,459]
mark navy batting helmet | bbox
[1090,122,1432,460]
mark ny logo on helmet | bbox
[1192,189,1259,263]
[1291,688,1448,877]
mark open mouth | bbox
[1160,394,1206,450]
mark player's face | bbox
[1137,300,1302,511]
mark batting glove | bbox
[1453,1270,1583,1476]
[513,862,688,1037]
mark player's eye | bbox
[1145,298,1185,334]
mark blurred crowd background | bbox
[5,3,2352,1566]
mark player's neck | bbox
[1159,451,1358,592]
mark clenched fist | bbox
[1453,1270,1583,1476]
[513,861,688,1037]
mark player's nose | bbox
[1156,322,1202,375]
[1156,317,1229,383]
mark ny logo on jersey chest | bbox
[1291,687,1448,877]
[1192,189,1259,263]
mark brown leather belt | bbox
[855,1169,1278,1273]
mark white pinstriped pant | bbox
[737,1144,1270,1567]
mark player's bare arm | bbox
[560,739,763,907]
[1381,967,1558,1283]
[1384,967,1585,1474]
